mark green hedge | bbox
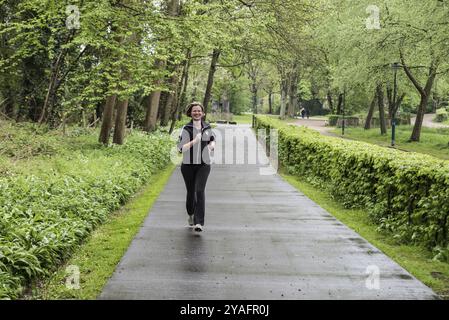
[327,115,360,127]
[435,109,448,123]
[327,115,340,126]
[255,115,449,261]
[0,130,173,298]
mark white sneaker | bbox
[194,224,203,232]
[188,215,194,227]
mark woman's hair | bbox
[185,101,205,117]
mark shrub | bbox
[255,115,449,261]
[327,115,340,126]
[434,108,448,123]
[327,115,359,127]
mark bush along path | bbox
[0,124,173,299]
[254,115,449,262]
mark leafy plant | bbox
[435,108,449,123]
[255,115,449,260]
[0,127,173,298]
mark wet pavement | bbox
[99,124,439,300]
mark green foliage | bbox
[327,115,340,126]
[327,115,359,127]
[0,123,173,298]
[435,108,448,123]
[255,115,449,261]
[0,120,57,159]
[333,126,449,161]
[29,164,176,299]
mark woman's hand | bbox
[208,141,215,151]
[193,133,202,144]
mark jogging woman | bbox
[177,102,215,233]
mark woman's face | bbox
[190,105,204,121]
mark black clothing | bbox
[180,164,211,226]
[177,120,215,165]
[177,120,215,226]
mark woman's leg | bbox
[194,165,211,226]
[181,164,196,217]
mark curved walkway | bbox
[293,114,449,136]
[99,124,438,300]
[290,118,337,136]
[411,113,449,129]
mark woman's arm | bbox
[208,129,216,151]
[181,133,201,152]
[208,140,215,151]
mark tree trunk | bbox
[336,93,344,115]
[404,65,437,141]
[99,95,117,145]
[178,50,191,121]
[168,80,181,135]
[432,92,439,113]
[203,48,221,116]
[401,52,438,142]
[411,96,430,142]
[279,79,287,119]
[327,91,334,114]
[157,91,168,123]
[161,64,181,127]
[364,91,377,130]
[170,52,190,133]
[143,0,179,130]
[376,84,387,135]
[113,98,129,145]
[143,60,165,132]
[161,90,175,127]
[38,35,72,124]
[144,91,161,132]
[386,86,393,118]
[251,83,258,114]
[268,90,273,114]
[287,65,298,117]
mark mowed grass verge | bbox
[280,170,449,299]
[331,126,449,160]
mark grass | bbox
[226,113,284,125]
[331,125,449,160]
[232,114,253,124]
[26,163,176,300]
[208,113,325,125]
[280,169,449,299]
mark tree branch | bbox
[400,50,425,96]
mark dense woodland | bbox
[1,0,449,142]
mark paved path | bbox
[411,113,449,129]
[100,124,438,300]
[289,118,337,136]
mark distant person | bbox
[305,108,310,119]
[177,102,216,233]
[300,107,306,119]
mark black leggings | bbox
[180,164,211,226]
